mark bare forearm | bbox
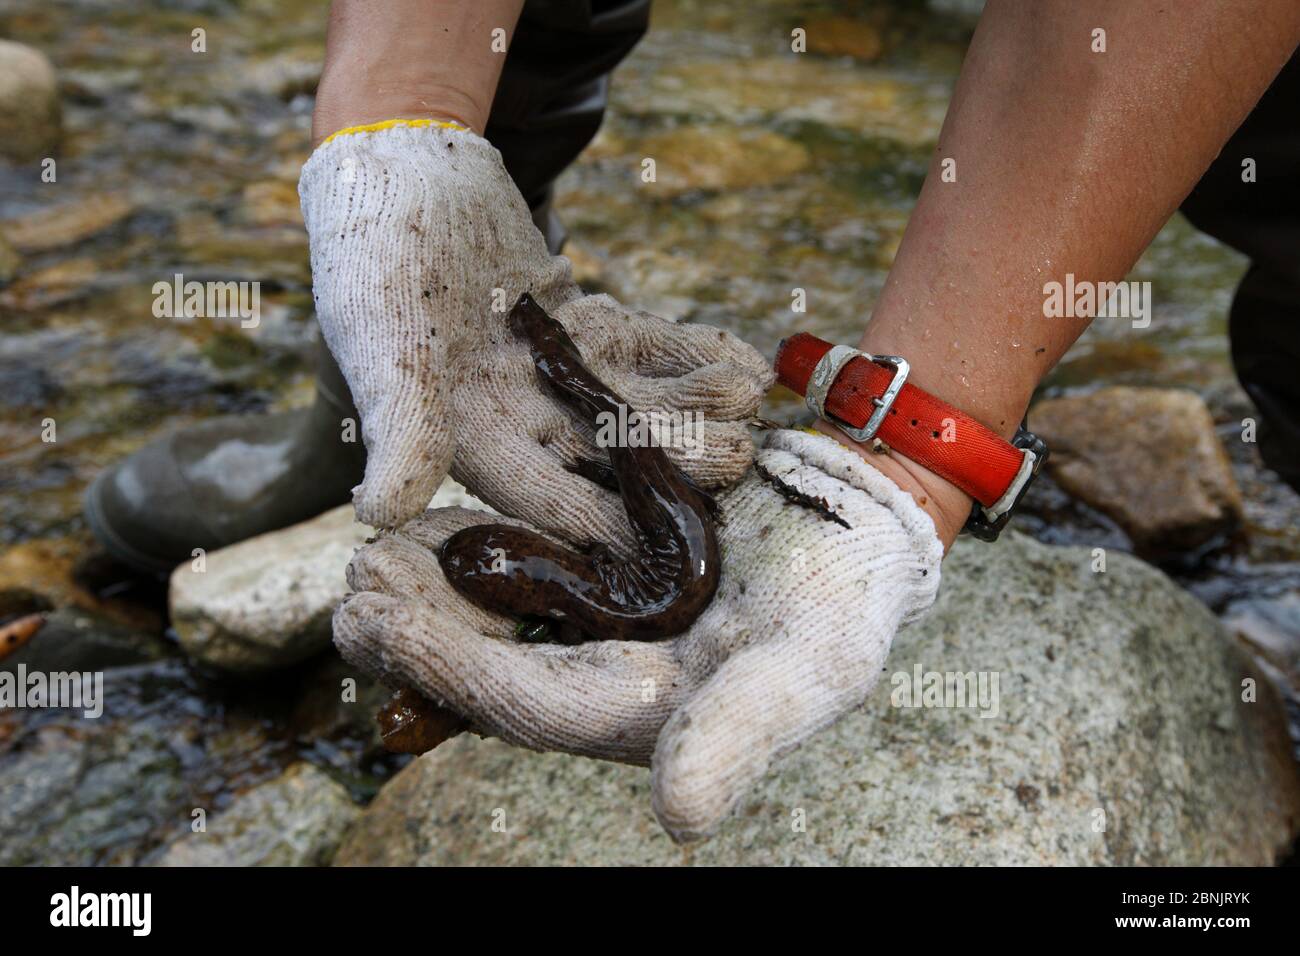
[312,0,525,145]
[836,0,1300,547]
[864,0,1300,437]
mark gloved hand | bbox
[334,428,942,842]
[299,120,770,530]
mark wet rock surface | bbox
[169,479,489,675]
[1,606,171,674]
[152,762,359,866]
[2,194,135,254]
[1029,387,1244,555]
[638,126,811,197]
[335,533,1300,866]
[0,39,61,164]
[169,506,370,675]
[0,651,395,866]
[1225,593,1300,696]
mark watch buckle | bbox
[805,345,910,444]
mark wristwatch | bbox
[774,333,1047,541]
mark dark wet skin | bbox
[375,687,468,754]
[438,292,722,643]
[374,293,723,754]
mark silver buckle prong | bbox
[805,345,910,444]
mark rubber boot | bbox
[85,201,575,574]
[85,0,650,573]
[84,342,368,575]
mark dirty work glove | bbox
[334,428,943,842]
[299,120,770,531]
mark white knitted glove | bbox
[299,121,770,531]
[334,429,943,841]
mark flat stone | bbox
[2,195,134,254]
[335,532,1300,866]
[170,505,369,675]
[1029,386,1243,554]
[152,763,359,867]
[169,479,491,674]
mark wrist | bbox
[312,77,488,147]
[776,328,1043,549]
[858,298,1038,443]
[810,419,970,550]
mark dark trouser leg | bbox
[1180,52,1300,493]
[486,0,652,252]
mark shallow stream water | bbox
[0,0,1296,864]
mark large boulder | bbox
[1029,387,1243,555]
[334,532,1300,866]
[0,40,61,164]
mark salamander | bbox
[437,292,722,642]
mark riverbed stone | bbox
[1225,593,1300,696]
[1,194,134,254]
[0,535,160,633]
[641,58,944,147]
[0,40,61,164]
[1029,387,1244,555]
[638,125,810,197]
[239,179,304,228]
[334,532,1300,866]
[1,606,171,674]
[806,16,886,61]
[0,663,197,866]
[0,257,98,310]
[170,505,370,675]
[152,763,359,867]
[169,479,490,674]
[0,233,19,285]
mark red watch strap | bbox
[775,333,1023,507]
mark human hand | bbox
[299,121,770,531]
[333,428,942,841]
